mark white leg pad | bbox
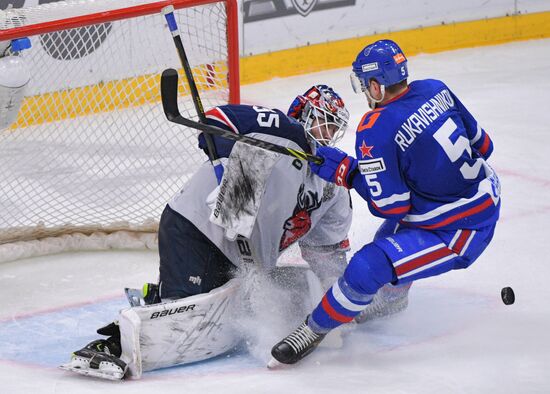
[119,278,241,378]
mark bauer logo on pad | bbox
[362,62,379,72]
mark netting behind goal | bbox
[0,0,239,261]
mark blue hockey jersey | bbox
[352,79,500,230]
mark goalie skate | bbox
[124,283,161,307]
[59,339,127,380]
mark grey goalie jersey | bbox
[168,104,352,269]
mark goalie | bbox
[62,84,354,380]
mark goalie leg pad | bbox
[119,278,241,378]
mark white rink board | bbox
[241,0,550,55]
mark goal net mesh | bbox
[0,0,238,259]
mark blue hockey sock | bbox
[308,276,373,333]
[308,244,395,333]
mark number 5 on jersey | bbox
[433,118,483,180]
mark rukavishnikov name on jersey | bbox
[394,89,454,152]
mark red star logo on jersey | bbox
[359,141,374,158]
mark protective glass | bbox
[350,72,366,94]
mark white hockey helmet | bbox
[288,85,350,146]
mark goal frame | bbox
[0,0,240,104]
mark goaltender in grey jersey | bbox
[60,85,352,380]
[169,133,353,271]
[159,98,352,300]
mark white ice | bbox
[1,38,550,393]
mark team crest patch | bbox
[358,158,386,174]
[279,184,321,251]
[291,0,318,16]
[359,140,374,158]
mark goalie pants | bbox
[158,205,237,299]
[309,219,497,332]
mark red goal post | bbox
[0,0,239,104]
[0,0,240,261]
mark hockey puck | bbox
[501,287,515,305]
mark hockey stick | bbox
[161,69,323,164]
[161,5,223,181]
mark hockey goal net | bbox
[0,0,239,261]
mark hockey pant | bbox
[309,220,497,332]
[158,205,236,299]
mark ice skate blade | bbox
[267,357,284,369]
[59,363,124,381]
[319,328,343,349]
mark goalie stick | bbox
[161,5,223,181]
[161,69,324,165]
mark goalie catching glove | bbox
[309,146,358,189]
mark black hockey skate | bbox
[125,282,161,307]
[143,282,161,305]
[60,337,127,380]
[268,318,326,368]
[354,283,411,324]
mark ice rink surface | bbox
[1,38,550,393]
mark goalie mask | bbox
[288,85,350,147]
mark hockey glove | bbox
[309,146,358,189]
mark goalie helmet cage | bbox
[0,0,239,262]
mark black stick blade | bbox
[160,68,181,121]
[159,69,323,164]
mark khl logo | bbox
[291,0,318,16]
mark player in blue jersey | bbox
[270,39,501,366]
[62,85,354,380]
